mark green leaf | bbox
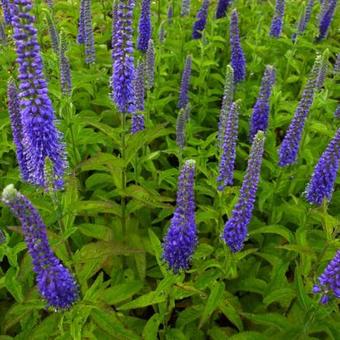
[142,313,162,340]
[219,302,243,331]
[99,281,144,305]
[117,291,167,311]
[91,307,139,340]
[249,225,294,243]
[199,281,225,327]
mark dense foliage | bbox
[0,0,339,338]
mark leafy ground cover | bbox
[0,0,339,339]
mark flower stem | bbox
[121,113,127,237]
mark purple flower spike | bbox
[317,0,337,41]
[313,250,340,304]
[163,160,197,272]
[1,0,12,25]
[250,65,276,141]
[218,65,234,146]
[305,129,340,205]
[2,185,79,309]
[192,0,209,39]
[270,0,286,37]
[217,101,240,190]
[178,55,192,109]
[137,0,151,52]
[222,131,265,252]
[111,0,135,114]
[134,60,145,112]
[7,79,29,181]
[278,55,321,167]
[230,9,246,83]
[77,0,85,44]
[83,0,95,64]
[131,113,145,134]
[216,0,232,19]
[12,0,67,190]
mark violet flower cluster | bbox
[278,55,321,167]
[317,0,337,41]
[313,250,340,304]
[111,0,135,114]
[178,55,192,109]
[134,60,145,112]
[216,0,232,19]
[230,9,246,83]
[137,0,151,52]
[131,114,145,134]
[2,185,79,309]
[217,101,239,190]
[163,160,197,272]
[1,0,12,25]
[305,129,340,205]
[192,0,209,40]
[77,0,95,63]
[250,65,276,141]
[11,0,67,190]
[59,32,72,96]
[222,131,265,252]
[270,0,286,37]
[7,79,29,180]
[218,65,234,146]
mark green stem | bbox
[121,113,127,237]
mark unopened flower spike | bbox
[222,131,265,252]
[59,31,72,96]
[46,11,59,53]
[176,104,190,149]
[146,39,155,89]
[163,160,197,272]
[2,185,79,309]
[181,0,190,17]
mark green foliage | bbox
[0,0,339,338]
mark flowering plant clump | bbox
[0,0,340,337]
